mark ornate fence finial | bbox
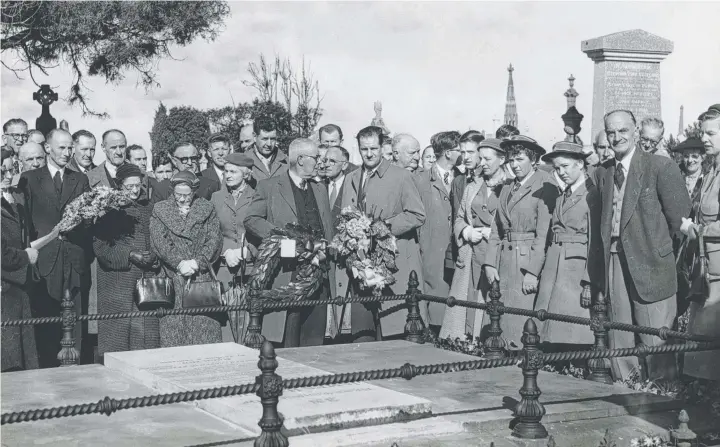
[483,280,507,359]
[244,293,266,349]
[670,409,697,447]
[404,270,425,344]
[254,340,288,447]
[512,318,547,439]
[58,289,79,366]
[588,290,613,384]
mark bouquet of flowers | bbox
[57,186,130,234]
[330,206,398,294]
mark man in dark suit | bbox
[162,142,219,200]
[66,130,97,174]
[19,128,91,368]
[201,134,230,186]
[596,110,690,382]
[244,138,334,347]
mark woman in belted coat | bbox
[680,104,720,380]
[535,142,602,349]
[484,136,558,348]
[150,171,223,347]
[211,153,257,343]
[440,138,508,340]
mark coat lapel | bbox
[37,166,60,211]
[464,180,483,224]
[277,175,297,217]
[620,151,644,231]
[311,182,332,239]
[507,170,538,213]
[561,179,588,216]
[60,170,79,209]
[430,166,450,200]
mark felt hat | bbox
[115,163,143,183]
[672,138,705,153]
[478,138,505,154]
[541,141,589,162]
[224,152,254,168]
[170,170,200,190]
[698,104,720,121]
[499,135,546,156]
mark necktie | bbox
[443,171,450,185]
[614,164,625,190]
[298,179,307,190]
[564,186,572,199]
[329,182,338,206]
[507,180,521,203]
[53,171,62,196]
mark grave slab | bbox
[277,340,682,429]
[104,342,432,436]
[0,365,252,447]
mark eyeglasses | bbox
[174,192,193,201]
[122,183,142,191]
[5,133,28,142]
[301,154,320,164]
[640,137,662,148]
[176,156,200,164]
[321,157,346,167]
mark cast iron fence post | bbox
[588,290,613,384]
[58,289,79,366]
[483,280,507,359]
[512,318,547,439]
[254,340,288,447]
[670,409,697,447]
[404,270,425,344]
[244,293,265,349]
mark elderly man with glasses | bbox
[162,142,220,200]
[3,118,29,174]
[639,117,671,158]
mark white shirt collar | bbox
[434,163,452,180]
[517,169,535,187]
[566,177,586,194]
[105,162,119,178]
[287,169,307,190]
[329,173,345,189]
[617,147,636,174]
[47,160,65,179]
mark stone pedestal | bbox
[581,29,673,140]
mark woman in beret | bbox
[484,136,558,349]
[150,170,223,347]
[1,148,39,371]
[93,163,160,357]
[535,142,601,358]
[680,104,720,380]
[211,153,257,343]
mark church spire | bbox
[504,64,518,127]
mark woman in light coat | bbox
[484,136,558,349]
[680,104,720,380]
[440,138,508,340]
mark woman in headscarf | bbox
[680,104,720,380]
[93,163,160,357]
[150,170,223,347]
[484,136,557,349]
[1,148,39,371]
[421,145,436,171]
[440,138,508,340]
[210,153,257,343]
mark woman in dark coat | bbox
[150,171,223,347]
[1,149,39,371]
[93,163,160,357]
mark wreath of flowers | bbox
[330,206,398,295]
[57,186,131,234]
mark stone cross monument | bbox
[33,84,58,136]
[370,101,391,138]
[581,29,673,141]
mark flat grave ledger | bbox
[104,342,432,436]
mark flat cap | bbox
[478,138,505,153]
[225,152,254,167]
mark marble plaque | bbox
[104,343,432,436]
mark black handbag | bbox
[182,266,223,308]
[135,270,175,310]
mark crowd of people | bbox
[2,104,719,386]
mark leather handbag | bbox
[182,266,223,308]
[135,270,175,310]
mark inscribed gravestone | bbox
[582,29,673,140]
[104,343,431,436]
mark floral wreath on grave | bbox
[241,223,328,303]
[57,186,131,235]
[329,205,398,295]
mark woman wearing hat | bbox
[680,104,720,380]
[484,135,558,348]
[440,138,508,340]
[93,163,161,357]
[150,170,223,347]
[211,153,256,343]
[535,142,602,357]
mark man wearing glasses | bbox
[639,117,671,158]
[164,142,220,200]
[245,138,333,348]
[3,118,29,173]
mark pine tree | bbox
[149,102,169,158]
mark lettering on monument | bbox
[603,61,661,119]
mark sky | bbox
[2,1,720,166]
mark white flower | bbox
[630,439,640,447]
